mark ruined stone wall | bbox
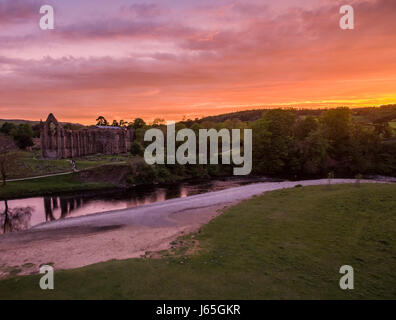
[40,114,134,159]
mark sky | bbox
[0,0,395,124]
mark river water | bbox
[0,177,276,235]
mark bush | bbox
[156,166,171,183]
[127,159,157,185]
[10,124,34,150]
[0,122,17,135]
[130,141,144,156]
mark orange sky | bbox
[0,0,395,124]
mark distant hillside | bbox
[0,119,84,128]
[0,119,40,126]
[3,104,396,128]
[193,104,396,124]
[197,108,331,123]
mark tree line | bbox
[129,107,396,179]
[1,106,396,187]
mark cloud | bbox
[0,0,39,25]
[57,19,194,41]
[1,0,396,122]
[120,3,164,18]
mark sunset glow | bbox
[1,0,395,124]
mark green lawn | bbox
[8,151,72,179]
[0,173,116,200]
[73,153,132,170]
[0,183,395,299]
[1,156,156,200]
[7,152,131,179]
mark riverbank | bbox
[0,172,117,200]
[0,160,228,200]
[1,176,274,233]
[5,151,133,180]
[1,160,393,201]
[3,151,394,201]
[0,182,395,299]
[0,179,386,278]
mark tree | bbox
[251,116,271,174]
[134,127,149,146]
[348,124,381,174]
[0,122,16,135]
[320,108,351,158]
[2,200,10,234]
[190,123,202,134]
[111,120,119,127]
[373,119,392,139]
[294,116,318,140]
[251,109,297,175]
[296,130,329,176]
[96,116,108,126]
[130,141,144,156]
[119,120,128,127]
[31,123,42,137]
[130,118,146,130]
[0,135,18,186]
[10,124,34,150]
[152,118,166,126]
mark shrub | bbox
[130,141,144,156]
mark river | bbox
[0,176,277,234]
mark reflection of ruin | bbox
[44,196,85,221]
[40,114,134,159]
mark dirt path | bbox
[0,179,384,278]
[6,171,75,182]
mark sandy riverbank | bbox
[0,203,228,277]
[0,179,384,278]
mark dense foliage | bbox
[2,105,396,179]
[0,123,34,150]
[133,106,396,178]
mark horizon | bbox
[2,103,396,125]
[1,0,396,124]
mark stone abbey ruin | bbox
[40,114,134,159]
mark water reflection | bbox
[0,177,273,235]
[43,196,86,222]
[0,200,33,234]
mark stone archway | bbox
[41,113,64,159]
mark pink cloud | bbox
[0,0,39,25]
[1,0,396,123]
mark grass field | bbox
[7,151,72,179]
[0,155,181,200]
[7,151,132,180]
[0,173,116,200]
[0,183,395,299]
[0,152,132,199]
